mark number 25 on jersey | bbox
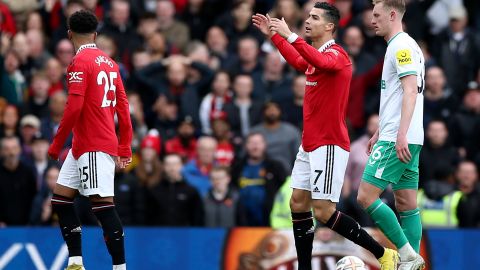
[97,71,117,107]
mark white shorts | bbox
[291,145,349,202]
[57,150,115,197]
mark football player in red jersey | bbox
[253,2,398,270]
[48,10,132,270]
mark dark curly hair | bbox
[314,2,340,33]
[68,10,98,34]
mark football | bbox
[335,256,367,270]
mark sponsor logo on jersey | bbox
[68,72,83,83]
[95,55,114,68]
[396,49,412,66]
[306,80,317,86]
[324,48,339,56]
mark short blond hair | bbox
[373,0,406,15]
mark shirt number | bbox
[97,71,117,107]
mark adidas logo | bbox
[313,187,320,192]
[71,226,82,233]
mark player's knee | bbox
[312,204,336,224]
[290,191,310,212]
[356,188,375,209]
[395,196,416,212]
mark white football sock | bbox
[113,263,126,270]
[68,256,83,265]
[398,243,417,261]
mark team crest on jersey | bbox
[396,49,412,66]
[68,72,83,83]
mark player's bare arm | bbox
[396,75,418,163]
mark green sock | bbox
[366,199,408,249]
[399,208,422,253]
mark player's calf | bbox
[51,194,83,266]
[290,189,314,270]
[312,200,386,260]
[91,201,126,270]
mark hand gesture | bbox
[252,13,272,37]
[366,133,379,155]
[269,17,292,39]
[116,156,132,169]
[395,134,411,163]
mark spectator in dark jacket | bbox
[279,75,304,131]
[424,66,459,126]
[420,120,459,186]
[224,74,263,139]
[456,161,480,227]
[251,51,292,104]
[29,165,59,225]
[448,88,480,160]
[214,0,264,52]
[136,55,214,127]
[225,36,263,78]
[144,154,204,226]
[113,169,145,225]
[0,136,37,226]
[98,0,142,68]
[204,166,243,227]
[431,5,480,97]
[231,132,286,226]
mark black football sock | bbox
[51,194,82,257]
[326,210,385,259]
[92,201,125,265]
[292,212,315,270]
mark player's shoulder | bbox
[77,49,119,70]
[389,32,417,50]
[328,43,349,59]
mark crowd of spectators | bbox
[0,0,479,228]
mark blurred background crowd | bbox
[0,0,479,229]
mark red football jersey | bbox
[52,44,132,159]
[272,34,351,152]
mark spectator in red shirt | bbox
[0,2,17,36]
[165,116,197,162]
[212,119,234,166]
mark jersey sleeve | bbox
[66,58,89,96]
[393,43,418,78]
[289,35,349,71]
[115,73,133,157]
[271,34,309,72]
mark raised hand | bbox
[252,13,273,37]
[269,17,292,39]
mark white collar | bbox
[76,43,97,54]
[318,39,335,52]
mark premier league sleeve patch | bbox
[395,49,412,66]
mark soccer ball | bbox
[335,256,367,270]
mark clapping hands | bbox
[252,14,293,39]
